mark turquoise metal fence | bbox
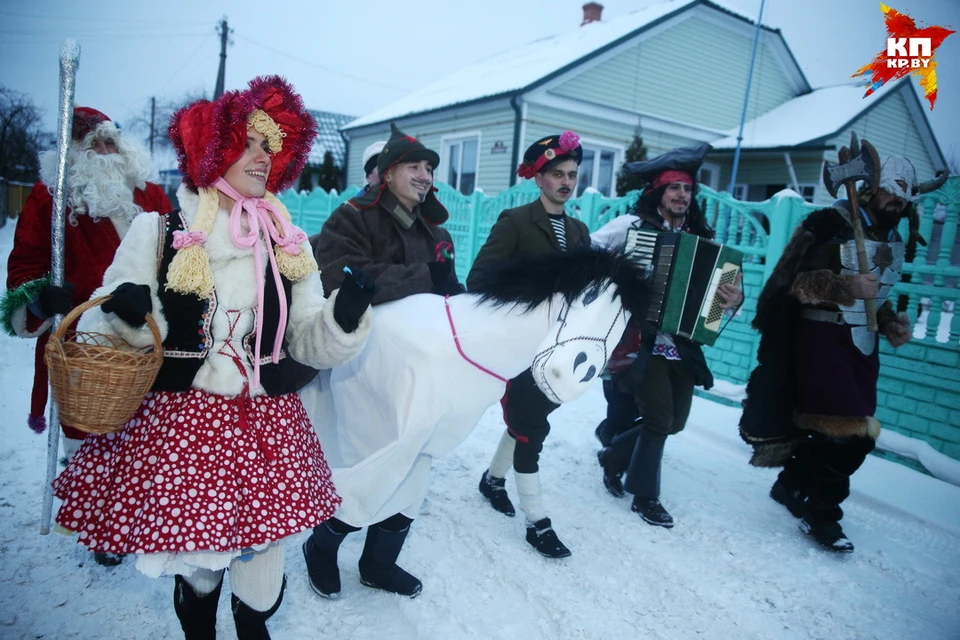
[280,178,960,459]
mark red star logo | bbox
[852,4,954,109]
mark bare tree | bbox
[0,86,54,183]
[125,89,209,152]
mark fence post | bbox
[0,178,8,229]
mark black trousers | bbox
[779,433,876,524]
[607,356,695,470]
[502,369,559,474]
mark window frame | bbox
[575,138,623,197]
[440,131,482,195]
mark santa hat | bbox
[71,107,112,142]
[169,75,317,194]
[163,76,319,298]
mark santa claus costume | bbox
[2,108,172,447]
[51,76,372,639]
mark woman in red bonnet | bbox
[52,76,375,639]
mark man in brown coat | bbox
[305,123,463,600]
[469,131,590,559]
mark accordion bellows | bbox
[625,229,743,346]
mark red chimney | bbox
[581,2,603,26]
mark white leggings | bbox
[181,542,285,612]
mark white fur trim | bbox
[78,212,168,349]
[286,280,371,370]
[9,306,52,338]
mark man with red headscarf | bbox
[2,107,171,492]
[591,143,742,529]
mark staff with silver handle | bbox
[40,39,80,535]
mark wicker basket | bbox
[44,295,163,435]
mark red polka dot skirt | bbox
[53,389,340,556]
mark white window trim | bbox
[576,137,624,197]
[796,183,818,202]
[439,130,482,194]
[699,161,721,190]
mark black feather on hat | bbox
[624,143,712,187]
[349,123,448,224]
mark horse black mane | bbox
[468,247,653,319]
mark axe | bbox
[822,132,881,331]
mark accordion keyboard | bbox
[702,264,739,329]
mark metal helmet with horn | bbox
[878,155,950,200]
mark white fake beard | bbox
[64,150,142,226]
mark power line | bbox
[157,34,216,94]
[234,34,410,93]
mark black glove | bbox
[101,282,152,328]
[333,269,376,333]
[427,260,452,287]
[37,282,75,317]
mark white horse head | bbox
[471,249,651,404]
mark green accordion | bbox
[624,228,743,346]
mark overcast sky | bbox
[1,0,958,168]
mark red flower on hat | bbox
[558,130,580,151]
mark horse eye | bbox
[582,285,600,306]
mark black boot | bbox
[302,521,351,598]
[174,574,223,640]
[799,517,854,553]
[479,470,516,516]
[358,522,422,598]
[93,551,125,566]
[624,435,673,528]
[770,479,806,518]
[525,517,572,558]
[597,448,624,498]
[631,497,674,528]
[231,577,285,640]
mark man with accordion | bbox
[592,143,743,528]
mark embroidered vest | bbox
[152,212,319,395]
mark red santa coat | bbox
[5,181,172,438]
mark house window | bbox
[698,162,720,190]
[732,184,748,200]
[446,136,479,195]
[576,145,617,197]
[796,184,817,202]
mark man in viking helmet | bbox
[740,149,948,553]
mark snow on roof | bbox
[710,82,900,150]
[346,0,763,130]
[308,110,354,166]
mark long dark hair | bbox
[635,183,714,240]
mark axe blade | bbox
[824,155,870,198]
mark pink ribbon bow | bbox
[172,229,207,249]
[213,177,307,390]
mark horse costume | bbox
[300,249,648,526]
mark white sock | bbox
[181,567,225,597]
[229,542,285,612]
[61,436,83,462]
[487,430,516,479]
[515,472,546,523]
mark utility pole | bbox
[149,96,156,153]
[214,17,231,100]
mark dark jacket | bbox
[311,188,461,306]
[615,209,714,391]
[466,198,590,290]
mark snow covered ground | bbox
[1,219,959,640]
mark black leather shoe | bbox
[631,497,674,528]
[525,518,571,558]
[479,470,516,516]
[597,448,624,498]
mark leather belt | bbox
[799,308,847,324]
